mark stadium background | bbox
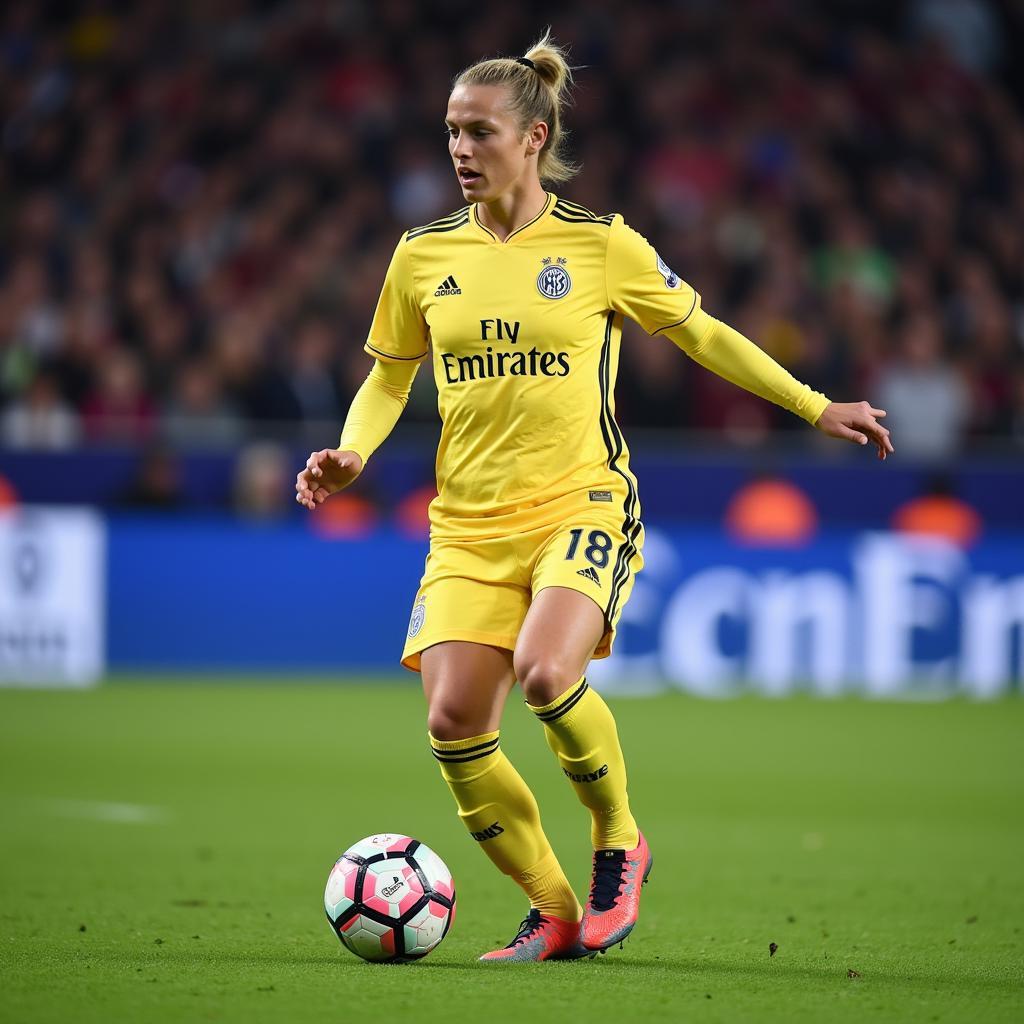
[1,2,1022,1022]
[1,0,1022,691]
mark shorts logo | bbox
[589,490,613,502]
[577,566,601,586]
[407,597,426,639]
[656,252,681,289]
[537,257,571,299]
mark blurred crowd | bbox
[1,0,1023,469]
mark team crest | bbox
[408,596,426,638]
[537,256,572,299]
[655,252,681,289]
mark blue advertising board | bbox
[105,517,1024,698]
[590,527,1023,699]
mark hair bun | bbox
[454,29,579,184]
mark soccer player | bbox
[296,32,892,963]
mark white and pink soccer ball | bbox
[324,833,456,963]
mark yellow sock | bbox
[529,678,640,851]
[429,731,581,921]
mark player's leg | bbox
[514,587,640,851]
[422,640,587,962]
[515,579,651,951]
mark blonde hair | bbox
[453,29,579,184]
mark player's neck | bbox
[476,182,549,242]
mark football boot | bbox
[581,831,653,951]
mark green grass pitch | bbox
[1,681,1022,1023]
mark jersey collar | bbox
[471,191,555,244]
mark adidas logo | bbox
[434,274,462,297]
[576,566,601,586]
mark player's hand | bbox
[295,449,364,510]
[815,402,894,461]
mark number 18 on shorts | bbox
[400,512,644,671]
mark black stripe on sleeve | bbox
[406,214,469,240]
[408,206,470,234]
[554,198,614,219]
[651,291,699,335]
[366,342,428,361]
[556,198,613,221]
[551,209,614,227]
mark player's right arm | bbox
[296,233,428,510]
[296,358,418,508]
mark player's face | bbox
[445,84,545,202]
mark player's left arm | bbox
[665,310,894,460]
[605,214,893,459]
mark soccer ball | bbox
[324,833,456,963]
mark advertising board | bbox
[0,508,105,687]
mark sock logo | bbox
[471,821,505,842]
[563,764,609,783]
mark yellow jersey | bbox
[363,191,702,540]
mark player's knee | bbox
[516,655,579,707]
[426,703,489,742]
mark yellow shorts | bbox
[400,509,644,672]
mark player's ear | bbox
[525,120,548,156]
